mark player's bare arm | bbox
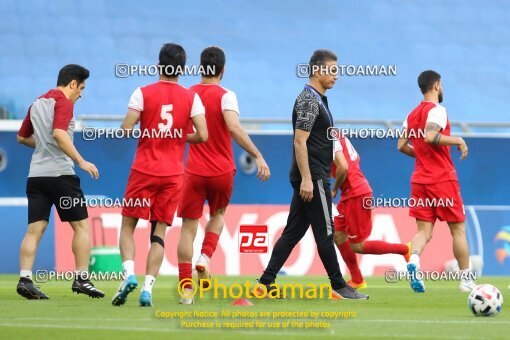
[331,150,348,198]
[224,110,270,182]
[397,129,415,158]
[53,128,99,179]
[186,113,208,144]
[424,122,468,160]
[16,134,36,148]
[294,129,313,202]
[120,109,140,137]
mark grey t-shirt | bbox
[18,89,75,177]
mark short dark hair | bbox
[309,49,337,77]
[200,46,225,77]
[418,70,441,94]
[159,43,186,77]
[56,64,89,87]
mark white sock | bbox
[75,270,89,280]
[20,270,32,280]
[123,260,135,277]
[460,268,472,281]
[143,275,156,293]
[200,254,210,263]
[410,254,420,266]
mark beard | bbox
[438,91,443,103]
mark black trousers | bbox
[260,179,346,290]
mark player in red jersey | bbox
[398,70,475,293]
[331,135,410,289]
[112,43,208,307]
[176,46,270,304]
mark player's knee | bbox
[150,235,164,248]
[350,242,363,253]
[450,229,466,240]
[121,216,138,230]
[334,232,346,245]
[448,223,466,237]
[425,231,433,243]
[419,229,433,243]
[69,219,89,232]
[150,230,165,248]
[27,222,47,236]
[181,218,199,233]
[451,228,465,237]
[181,228,198,242]
[150,221,165,248]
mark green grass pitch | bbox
[0,275,508,339]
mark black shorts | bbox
[26,175,88,224]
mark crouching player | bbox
[332,135,410,289]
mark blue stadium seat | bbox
[1,0,509,122]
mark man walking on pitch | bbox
[17,64,104,299]
[112,43,208,307]
[398,70,476,293]
[177,46,270,304]
[256,50,367,300]
[331,135,410,289]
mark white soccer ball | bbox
[468,284,503,316]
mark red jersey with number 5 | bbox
[127,80,205,176]
[331,136,372,201]
[403,101,457,184]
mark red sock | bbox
[178,263,192,290]
[337,242,364,284]
[201,232,220,259]
[362,241,408,255]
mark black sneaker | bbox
[17,277,49,300]
[331,285,369,300]
[72,279,105,298]
[253,279,285,299]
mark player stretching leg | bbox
[112,43,207,307]
[177,46,270,304]
[331,136,410,289]
[398,70,475,293]
[17,65,104,299]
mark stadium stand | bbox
[0,0,509,122]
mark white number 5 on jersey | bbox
[158,104,173,130]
